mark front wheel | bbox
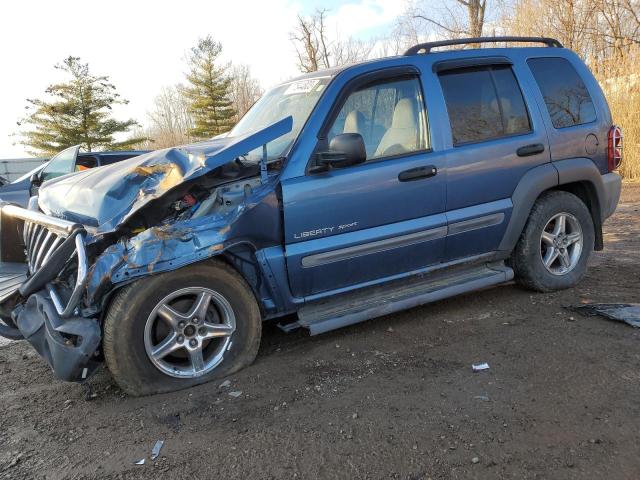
[103,261,262,396]
[511,191,595,292]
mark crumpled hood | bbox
[38,117,292,233]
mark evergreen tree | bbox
[19,56,144,155]
[183,36,236,139]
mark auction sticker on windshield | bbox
[284,78,326,95]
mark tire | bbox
[511,190,594,292]
[103,260,262,396]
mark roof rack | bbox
[404,36,563,56]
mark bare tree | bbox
[229,64,263,122]
[290,8,374,72]
[141,85,194,149]
[393,10,425,50]
[592,0,640,59]
[332,37,375,66]
[500,0,640,64]
[500,0,595,53]
[290,9,327,72]
[409,0,488,39]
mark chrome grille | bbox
[23,221,67,274]
[1,203,88,318]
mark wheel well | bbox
[550,181,603,250]
[219,246,273,316]
[96,245,272,328]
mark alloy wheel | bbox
[144,287,236,378]
[539,212,583,276]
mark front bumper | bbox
[0,202,101,382]
[14,291,101,381]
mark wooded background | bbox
[18,0,640,178]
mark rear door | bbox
[282,69,448,298]
[435,59,550,260]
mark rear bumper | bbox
[601,172,622,220]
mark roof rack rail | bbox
[404,36,563,56]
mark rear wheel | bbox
[103,261,261,396]
[511,191,594,292]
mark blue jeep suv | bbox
[0,37,622,395]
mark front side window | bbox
[528,57,596,129]
[438,65,532,145]
[328,77,429,160]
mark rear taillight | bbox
[607,125,623,172]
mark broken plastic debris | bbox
[472,363,490,372]
[474,394,490,402]
[567,304,640,328]
[219,380,231,389]
[228,391,243,398]
[134,459,145,465]
[151,440,164,460]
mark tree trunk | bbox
[464,0,487,37]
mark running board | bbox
[297,262,513,335]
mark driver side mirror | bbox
[312,133,366,173]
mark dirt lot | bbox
[1,185,639,480]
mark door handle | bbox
[516,143,545,157]
[398,165,438,182]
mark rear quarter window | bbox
[527,57,597,129]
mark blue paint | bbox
[34,44,616,319]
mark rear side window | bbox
[528,57,596,129]
[438,65,531,145]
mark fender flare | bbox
[498,162,558,253]
[498,158,612,254]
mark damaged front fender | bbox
[86,179,282,305]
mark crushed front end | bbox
[0,203,101,381]
[0,117,294,383]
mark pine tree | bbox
[183,36,236,139]
[19,56,144,155]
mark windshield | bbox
[229,76,332,161]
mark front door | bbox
[282,73,447,298]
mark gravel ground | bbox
[1,184,639,480]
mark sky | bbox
[0,0,405,158]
